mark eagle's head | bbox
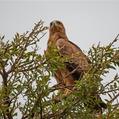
[49,20,66,35]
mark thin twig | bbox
[109,92,119,103]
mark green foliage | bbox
[45,44,68,74]
[0,20,119,119]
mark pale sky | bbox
[0,0,119,51]
[0,1,119,118]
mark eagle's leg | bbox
[53,70,66,102]
[54,70,66,91]
[53,69,75,102]
[63,71,75,96]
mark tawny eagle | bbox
[47,20,107,111]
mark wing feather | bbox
[56,38,90,80]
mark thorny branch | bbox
[0,20,119,119]
[0,20,48,119]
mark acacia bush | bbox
[0,20,119,119]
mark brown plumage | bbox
[47,20,107,111]
[47,20,90,93]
